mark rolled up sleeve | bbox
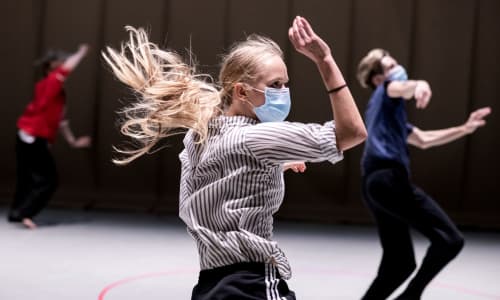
[244,121,343,165]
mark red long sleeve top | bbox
[17,67,70,143]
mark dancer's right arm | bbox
[38,44,89,108]
[288,16,367,151]
[387,80,432,109]
[62,44,89,72]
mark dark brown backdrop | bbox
[2,0,499,228]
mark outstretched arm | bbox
[407,107,491,149]
[288,16,367,151]
[37,44,89,108]
[387,80,432,109]
[60,120,92,148]
[62,44,89,71]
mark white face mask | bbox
[248,87,291,122]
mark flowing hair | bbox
[102,26,221,164]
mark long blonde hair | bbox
[103,27,283,164]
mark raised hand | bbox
[78,44,90,55]
[464,107,491,134]
[288,16,331,64]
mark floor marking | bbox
[98,267,500,299]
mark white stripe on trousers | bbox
[265,264,287,300]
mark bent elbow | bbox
[338,126,368,151]
[352,127,368,147]
[358,126,368,142]
[413,138,433,150]
[419,142,432,150]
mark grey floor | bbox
[1,207,500,300]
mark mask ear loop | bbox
[242,98,256,109]
[244,83,265,94]
[236,84,257,110]
[239,83,265,109]
[251,87,265,94]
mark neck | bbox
[224,106,239,117]
[224,104,257,120]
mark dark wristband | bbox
[327,84,348,94]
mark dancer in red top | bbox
[8,45,91,229]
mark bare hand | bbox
[464,107,491,134]
[78,44,90,55]
[72,136,92,148]
[414,80,432,109]
[283,161,306,173]
[288,16,331,64]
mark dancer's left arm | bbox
[60,120,92,148]
[407,107,491,149]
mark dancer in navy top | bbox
[357,48,491,299]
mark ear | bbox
[233,83,248,101]
[372,74,386,87]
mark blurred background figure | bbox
[7,44,92,229]
[357,48,491,299]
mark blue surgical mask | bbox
[387,65,408,81]
[249,87,291,122]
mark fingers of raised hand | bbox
[475,107,492,120]
[290,16,315,47]
[291,18,305,47]
[295,18,311,44]
[299,16,315,37]
[288,30,304,51]
[477,120,486,127]
[288,27,298,47]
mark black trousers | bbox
[192,262,296,300]
[361,162,464,300]
[8,136,58,222]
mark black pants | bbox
[361,163,464,300]
[8,136,58,222]
[192,262,296,300]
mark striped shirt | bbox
[178,115,343,279]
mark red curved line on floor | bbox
[98,269,195,300]
[98,267,500,300]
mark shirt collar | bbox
[208,115,258,128]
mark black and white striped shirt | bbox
[178,115,343,279]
